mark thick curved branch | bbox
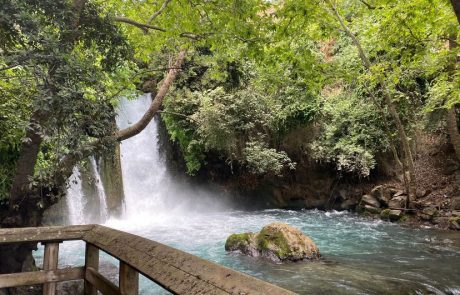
[57,50,187,178]
[116,50,186,140]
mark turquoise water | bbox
[35,209,460,294]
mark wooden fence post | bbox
[84,243,99,295]
[42,242,60,295]
[119,262,138,295]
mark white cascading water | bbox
[113,94,226,226]
[116,94,182,225]
[66,167,85,225]
[89,157,109,221]
[65,94,224,226]
[65,156,109,224]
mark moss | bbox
[256,228,291,259]
[380,209,391,219]
[448,216,460,223]
[399,214,410,222]
[225,233,251,251]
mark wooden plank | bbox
[84,225,296,295]
[84,243,100,295]
[42,242,59,295]
[120,262,139,295]
[85,267,120,295]
[0,225,95,244]
[0,267,84,288]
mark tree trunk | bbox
[8,111,43,212]
[328,0,417,202]
[450,0,460,25]
[447,106,460,161]
[446,37,460,162]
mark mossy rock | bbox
[225,233,253,251]
[225,222,320,263]
[448,216,460,230]
[380,209,391,220]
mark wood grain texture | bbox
[84,243,99,295]
[84,225,296,295]
[43,242,59,295]
[0,225,94,244]
[120,262,139,295]
[0,267,84,288]
[85,267,120,295]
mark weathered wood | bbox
[0,225,94,244]
[84,225,296,295]
[85,267,120,295]
[42,242,59,295]
[84,243,100,295]
[0,224,295,295]
[0,267,84,288]
[120,262,139,295]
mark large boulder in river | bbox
[225,222,321,263]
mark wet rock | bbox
[225,222,320,263]
[448,217,460,230]
[432,216,449,227]
[380,209,402,221]
[418,207,438,221]
[370,185,393,206]
[225,233,258,256]
[388,195,407,209]
[340,198,359,210]
[360,194,381,208]
[364,205,381,214]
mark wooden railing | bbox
[0,224,296,295]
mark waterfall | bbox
[61,93,226,226]
[113,94,227,226]
[65,157,109,224]
[116,94,171,221]
[89,157,109,222]
[66,167,85,225]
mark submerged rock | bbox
[380,209,402,221]
[225,222,320,263]
[364,205,381,214]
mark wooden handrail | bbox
[0,225,297,295]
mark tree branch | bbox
[113,16,167,33]
[116,50,187,140]
[358,0,375,10]
[56,50,187,178]
[147,0,172,25]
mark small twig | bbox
[158,110,196,121]
[114,16,167,33]
[147,0,172,25]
